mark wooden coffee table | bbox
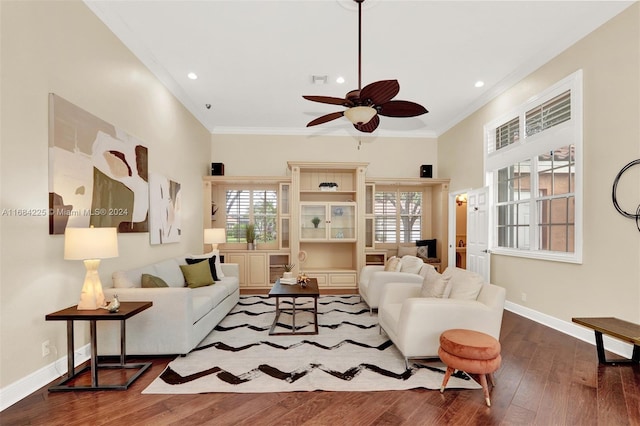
[268,278,319,335]
[572,317,640,365]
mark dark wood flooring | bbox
[2,310,639,425]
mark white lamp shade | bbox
[204,228,226,244]
[344,106,377,125]
[64,227,119,260]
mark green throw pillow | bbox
[141,273,169,288]
[180,261,215,288]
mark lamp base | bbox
[77,259,106,310]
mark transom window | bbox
[374,188,422,243]
[485,70,582,263]
[225,187,277,244]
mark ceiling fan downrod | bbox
[356,0,364,92]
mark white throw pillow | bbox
[153,259,186,287]
[397,245,418,257]
[420,265,452,298]
[189,250,224,279]
[384,256,402,272]
[443,267,484,300]
[400,255,423,274]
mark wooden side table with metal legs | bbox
[45,301,152,391]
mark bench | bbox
[572,317,640,365]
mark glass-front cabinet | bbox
[300,202,356,242]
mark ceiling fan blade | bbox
[303,95,352,107]
[359,80,400,106]
[378,100,429,117]
[306,111,344,127]
[354,114,379,133]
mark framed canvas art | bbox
[48,94,149,234]
[149,173,181,244]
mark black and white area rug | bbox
[142,295,481,394]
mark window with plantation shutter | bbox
[374,189,422,244]
[495,117,520,152]
[484,70,583,264]
[525,90,571,136]
[225,186,277,244]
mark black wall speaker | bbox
[420,164,433,178]
[211,163,225,176]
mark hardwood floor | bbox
[2,310,639,426]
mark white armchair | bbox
[358,255,427,313]
[378,273,505,368]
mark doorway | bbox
[449,191,468,269]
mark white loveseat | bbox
[97,254,239,356]
[378,266,506,367]
[359,255,429,312]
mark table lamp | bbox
[64,226,119,310]
[204,228,226,250]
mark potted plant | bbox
[245,223,256,250]
[283,263,295,279]
[311,216,321,228]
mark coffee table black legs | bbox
[269,296,319,336]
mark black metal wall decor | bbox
[611,158,640,231]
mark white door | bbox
[466,187,491,282]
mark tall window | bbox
[485,70,582,263]
[374,189,422,244]
[225,187,277,244]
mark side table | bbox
[45,301,152,391]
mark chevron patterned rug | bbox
[142,295,481,394]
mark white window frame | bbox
[484,70,583,263]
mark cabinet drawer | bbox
[329,273,357,287]
[306,273,327,285]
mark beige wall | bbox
[0,0,210,388]
[210,134,438,178]
[439,4,640,323]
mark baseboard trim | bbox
[505,301,634,359]
[0,344,90,412]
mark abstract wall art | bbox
[48,94,149,234]
[149,173,182,244]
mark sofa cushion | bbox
[217,277,240,297]
[141,273,169,288]
[186,255,219,281]
[384,256,402,272]
[191,295,215,323]
[420,266,452,298]
[154,259,186,287]
[180,261,215,288]
[400,255,423,274]
[444,267,484,300]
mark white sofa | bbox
[378,266,506,367]
[359,255,429,313]
[97,254,239,356]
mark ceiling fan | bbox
[303,0,428,133]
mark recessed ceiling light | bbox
[187,72,198,80]
[474,80,485,88]
[336,76,345,84]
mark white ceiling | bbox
[85,0,634,138]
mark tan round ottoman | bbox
[438,329,501,407]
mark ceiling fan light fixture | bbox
[344,106,377,125]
